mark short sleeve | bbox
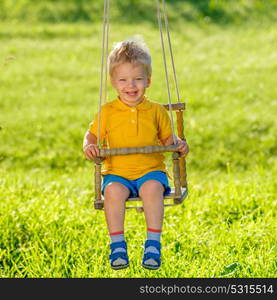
[89,107,107,142]
[157,105,173,141]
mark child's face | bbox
[111,63,151,106]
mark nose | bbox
[127,80,136,88]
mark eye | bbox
[119,78,126,82]
[136,77,143,80]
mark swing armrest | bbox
[99,144,180,157]
[163,102,185,111]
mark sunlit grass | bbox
[0,17,276,277]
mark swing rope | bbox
[103,0,110,105]
[97,0,110,147]
[156,0,177,145]
[161,0,181,104]
[97,0,180,147]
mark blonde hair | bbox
[108,38,152,78]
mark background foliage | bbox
[0,0,276,278]
[0,0,276,24]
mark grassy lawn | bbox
[0,3,276,277]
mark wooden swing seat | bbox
[93,102,188,211]
[94,187,188,211]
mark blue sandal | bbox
[142,240,161,270]
[109,241,129,270]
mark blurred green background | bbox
[0,0,276,24]
[0,0,276,278]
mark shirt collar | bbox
[113,96,152,111]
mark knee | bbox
[104,182,130,199]
[139,180,164,198]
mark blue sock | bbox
[109,231,127,267]
[147,228,162,243]
[110,231,125,244]
[144,228,162,267]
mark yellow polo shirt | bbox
[89,96,173,180]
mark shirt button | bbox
[131,109,135,112]
[131,120,136,123]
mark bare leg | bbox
[139,180,164,269]
[104,182,130,269]
[104,182,130,234]
[139,180,164,230]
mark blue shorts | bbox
[102,171,171,198]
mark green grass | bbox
[0,6,276,277]
[0,167,276,277]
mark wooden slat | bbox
[176,110,187,188]
[99,144,180,157]
[163,102,185,111]
[94,187,188,210]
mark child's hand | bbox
[176,139,189,157]
[83,144,100,160]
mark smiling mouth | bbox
[126,91,138,96]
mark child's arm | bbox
[83,130,100,160]
[161,135,189,157]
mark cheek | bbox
[113,82,124,90]
[138,80,148,88]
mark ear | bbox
[146,77,151,88]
